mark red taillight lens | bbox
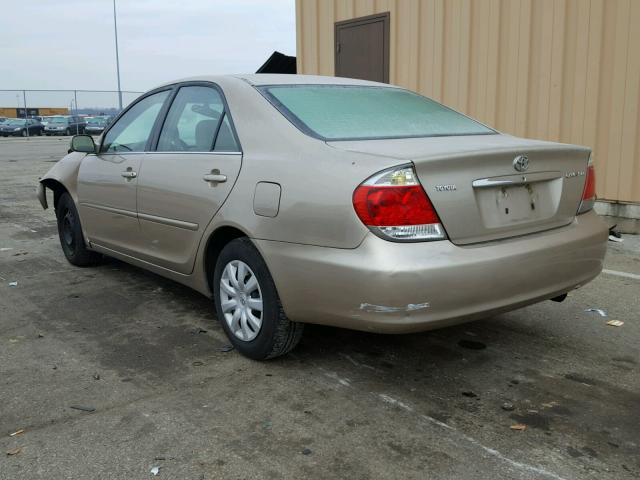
[578,163,596,214]
[582,165,596,201]
[353,185,439,226]
[353,165,446,241]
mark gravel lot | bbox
[1,136,638,480]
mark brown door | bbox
[335,12,390,83]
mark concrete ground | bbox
[0,136,638,480]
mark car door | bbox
[135,83,242,274]
[77,88,171,256]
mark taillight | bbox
[353,165,446,241]
[577,158,596,214]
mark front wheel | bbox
[65,128,71,136]
[21,129,27,137]
[213,238,303,360]
[55,192,101,266]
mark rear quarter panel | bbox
[206,79,401,249]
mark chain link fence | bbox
[0,89,143,122]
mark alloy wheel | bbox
[219,260,263,341]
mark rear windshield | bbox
[260,85,495,141]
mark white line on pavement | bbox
[603,269,640,281]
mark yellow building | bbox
[295,0,640,229]
[0,107,68,118]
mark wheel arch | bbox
[38,151,86,209]
[40,178,70,210]
[203,225,249,293]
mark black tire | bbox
[55,192,101,266]
[21,129,27,137]
[65,128,71,136]
[213,237,303,360]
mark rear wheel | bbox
[55,192,101,266]
[213,238,303,360]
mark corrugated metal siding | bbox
[295,0,640,203]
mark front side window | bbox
[102,90,169,153]
[260,85,495,141]
[157,86,226,152]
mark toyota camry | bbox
[37,75,608,359]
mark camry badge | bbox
[513,155,529,172]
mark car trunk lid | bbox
[328,134,591,245]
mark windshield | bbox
[49,117,68,124]
[6,119,26,125]
[87,118,106,125]
[260,85,495,141]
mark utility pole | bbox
[113,0,123,111]
[74,90,79,134]
[23,90,29,137]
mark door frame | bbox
[334,11,390,83]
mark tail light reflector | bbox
[353,165,446,241]
[578,159,596,214]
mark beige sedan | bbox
[38,75,608,359]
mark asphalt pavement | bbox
[0,136,638,479]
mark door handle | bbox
[121,171,137,178]
[203,173,227,183]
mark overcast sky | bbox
[0,0,295,108]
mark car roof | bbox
[155,74,397,90]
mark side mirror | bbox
[69,134,96,154]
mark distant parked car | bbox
[84,116,111,135]
[0,117,7,123]
[40,116,55,127]
[0,118,44,137]
[44,116,86,136]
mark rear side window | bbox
[158,86,223,151]
[260,85,495,141]
[213,114,239,152]
[157,85,240,152]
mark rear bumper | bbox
[254,210,608,333]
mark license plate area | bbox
[475,179,561,228]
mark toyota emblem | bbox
[513,155,529,172]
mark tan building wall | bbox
[295,0,640,204]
